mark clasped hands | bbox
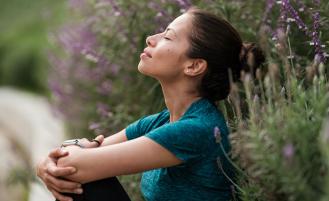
[36,135,104,201]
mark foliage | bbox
[229,63,329,200]
[49,0,329,200]
[0,0,66,94]
[49,0,191,137]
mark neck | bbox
[160,81,201,122]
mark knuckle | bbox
[43,173,49,182]
[51,170,60,177]
[42,166,48,175]
[58,180,71,189]
[52,178,61,187]
[49,148,59,155]
[50,184,61,192]
[81,138,88,142]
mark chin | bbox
[137,62,160,80]
[138,63,150,75]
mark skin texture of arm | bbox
[99,129,128,146]
[57,136,183,184]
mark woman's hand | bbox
[36,148,82,201]
[56,145,89,183]
[36,135,104,201]
[77,135,105,148]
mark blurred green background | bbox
[0,0,65,94]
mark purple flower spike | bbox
[263,0,275,24]
[276,0,327,63]
[282,143,294,159]
[169,0,192,10]
[97,102,110,117]
[89,122,100,130]
[311,0,326,63]
[214,126,222,143]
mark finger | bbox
[95,135,104,144]
[47,162,76,177]
[47,180,82,194]
[49,183,83,195]
[50,189,73,201]
[49,148,69,158]
[89,135,104,147]
[44,173,82,192]
[79,138,91,147]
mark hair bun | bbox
[239,42,266,78]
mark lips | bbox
[143,48,152,58]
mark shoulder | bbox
[126,109,169,140]
[183,100,229,136]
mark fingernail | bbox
[75,188,83,194]
[77,183,81,188]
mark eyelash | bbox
[160,32,171,40]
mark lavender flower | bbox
[281,0,308,32]
[214,126,222,143]
[281,0,326,63]
[311,0,326,63]
[69,0,86,9]
[97,80,113,95]
[172,0,192,11]
[263,0,275,24]
[49,1,188,135]
[97,102,111,117]
[106,0,123,16]
[295,0,306,12]
[89,122,100,130]
[265,0,327,63]
[282,143,295,159]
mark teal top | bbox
[125,98,233,201]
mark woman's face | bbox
[137,13,193,82]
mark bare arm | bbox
[100,129,128,146]
[57,136,183,184]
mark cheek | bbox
[154,48,181,68]
[157,48,174,58]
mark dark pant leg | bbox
[56,177,131,201]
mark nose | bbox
[146,34,158,47]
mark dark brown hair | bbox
[186,8,265,102]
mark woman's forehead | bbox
[167,13,192,34]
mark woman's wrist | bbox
[61,139,85,148]
[60,136,104,149]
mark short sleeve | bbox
[125,110,169,140]
[144,120,209,163]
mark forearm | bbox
[57,136,182,184]
[57,145,128,184]
[100,129,127,146]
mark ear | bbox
[184,59,207,77]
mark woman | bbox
[37,8,264,201]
